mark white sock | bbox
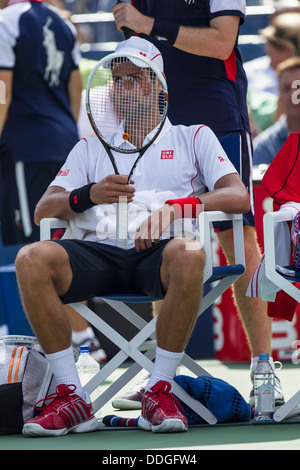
[145,347,184,392]
[45,346,86,400]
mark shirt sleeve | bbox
[65,18,81,69]
[209,0,246,24]
[49,139,90,191]
[0,7,22,69]
[194,126,238,192]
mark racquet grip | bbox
[116,196,128,249]
[116,0,135,39]
[122,26,135,39]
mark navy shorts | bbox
[213,129,255,232]
[52,239,170,304]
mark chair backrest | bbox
[218,133,242,177]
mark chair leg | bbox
[181,353,213,377]
[274,391,300,422]
[171,382,217,425]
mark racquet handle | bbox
[116,0,135,39]
[116,196,128,249]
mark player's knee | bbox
[15,242,52,283]
[164,238,205,275]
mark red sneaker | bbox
[138,381,188,433]
[22,384,99,437]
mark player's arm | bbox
[172,16,240,60]
[198,173,250,214]
[0,69,12,136]
[163,173,250,216]
[135,173,250,251]
[35,186,79,225]
[112,3,239,60]
[34,175,135,225]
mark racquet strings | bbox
[87,55,167,153]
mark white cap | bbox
[113,37,164,74]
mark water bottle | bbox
[253,353,275,422]
[76,345,100,399]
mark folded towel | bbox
[173,375,252,425]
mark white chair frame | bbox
[263,210,300,304]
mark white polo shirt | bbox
[50,118,237,246]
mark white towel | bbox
[62,189,197,248]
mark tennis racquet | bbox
[86,50,168,248]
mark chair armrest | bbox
[199,211,245,282]
[263,210,294,276]
[263,210,300,302]
[40,218,69,241]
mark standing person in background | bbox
[253,57,300,165]
[112,0,284,409]
[0,0,106,362]
[0,0,82,244]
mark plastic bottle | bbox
[253,353,275,422]
[76,345,100,390]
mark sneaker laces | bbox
[147,383,185,416]
[250,361,283,394]
[273,362,283,393]
[35,384,77,411]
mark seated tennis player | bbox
[15,37,250,436]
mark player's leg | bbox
[15,240,104,436]
[138,238,205,433]
[15,241,73,353]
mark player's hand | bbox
[112,2,154,35]
[135,204,175,251]
[90,174,135,205]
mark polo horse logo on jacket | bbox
[43,17,65,87]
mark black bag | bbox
[0,336,56,435]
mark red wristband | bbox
[165,196,202,219]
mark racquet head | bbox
[86,45,168,154]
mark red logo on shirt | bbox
[56,169,70,176]
[218,156,226,162]
[161,150,174,159]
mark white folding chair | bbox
[262,210,300,422]
[39,133,246,425]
